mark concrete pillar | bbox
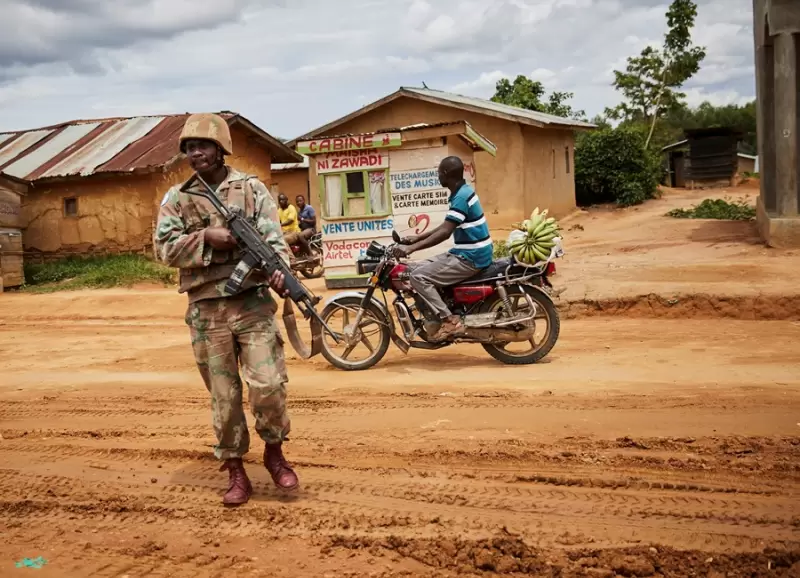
[755,8,776,211]
[774,33,798,216]
[755,0,800,247]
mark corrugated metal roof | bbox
[3,122,101,179]
[0,130,55,167]
[402,87,596,129]
[290,86,596,146]
[272,154,309,171]
[0,112,300,183]
[40,116,165,178]
[97,115,193,173]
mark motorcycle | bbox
[289,231,324,279]
[318,230,564,371]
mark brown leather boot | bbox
[263,443,299,491]
[219,458,253,506]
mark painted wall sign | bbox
[323,237,392,267]
[389,168,440,194]
[297,132,401,155]
[315,149,389,174]
[321,216,395,241]
[391,188,450,214]
[464,161,476,183]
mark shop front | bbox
[295,121,496,288]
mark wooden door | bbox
[0,230,24,289]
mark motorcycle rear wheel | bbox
[479,285,560,365]
[299,247,324,279]
[320,296,391,371]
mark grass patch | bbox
[22,254,176,293]
[666,197,756,221]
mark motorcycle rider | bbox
[296,194,317,241]
[278,193,311,257]
[391,156,492,341]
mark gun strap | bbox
[281,299,323,360]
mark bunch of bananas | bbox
[507,207,560,265]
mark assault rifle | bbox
[179,172,339,358]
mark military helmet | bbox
[179,113,233,155]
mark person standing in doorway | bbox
[154,113,299,506]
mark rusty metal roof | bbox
[0,112,300,183]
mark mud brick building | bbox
[0,112,299,259]
[290,87,595,226]
[753,0,800,247]
[0,172,27,289]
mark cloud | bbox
[0,0,757,140]
[451,70,508,94]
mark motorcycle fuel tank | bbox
[452,285,494,305]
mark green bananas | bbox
[508,207,561,266]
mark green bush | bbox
[574,126,664,207]
[666,197,756,221]
[23,254,176,293]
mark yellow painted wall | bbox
[21,124,273,257]
[271,169,312,206]
[313,96,579,226]
[522,126,577,218]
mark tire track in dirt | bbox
[2,448,798,555]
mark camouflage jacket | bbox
[154,166,290,304]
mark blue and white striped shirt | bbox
[445,183,493,269]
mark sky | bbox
[0,0,756,141]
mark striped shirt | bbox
[444,183,493,269]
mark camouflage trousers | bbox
[185,286,291,460]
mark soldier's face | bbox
[185,139,219,172]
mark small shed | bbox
[662,127,746,188]
[296,121,496,288]
[0,172,28,290]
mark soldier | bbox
[154,113,299,506]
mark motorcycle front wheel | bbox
[479,285,560,365]
[320,296,391,371]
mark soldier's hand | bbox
[269,270,290,298]
[204,227,237,250]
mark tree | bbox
[606,0,706,147]
[574,126,664,207]
[491,75,586,120]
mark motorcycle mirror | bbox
[392,230,401,243]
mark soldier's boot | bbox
[263,443,299,491]
[219,458,253,506]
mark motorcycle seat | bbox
[459,258,514,284]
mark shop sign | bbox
[297,132,401,155]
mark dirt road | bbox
[1,286,799,577]
[2,186,800,576]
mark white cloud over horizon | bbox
[0,0,756,140]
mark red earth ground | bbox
[1,184,799,577]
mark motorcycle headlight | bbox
[357,260,379,275]
[365,241,385,259]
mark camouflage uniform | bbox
[154,167,292,460]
